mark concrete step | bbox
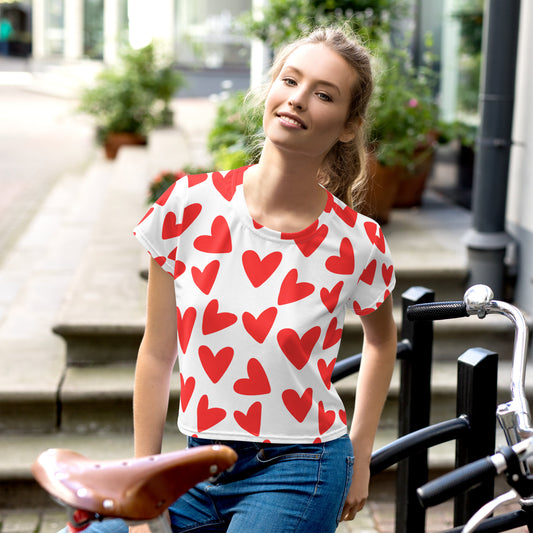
[0,429,186,510]
[0,158,114,433]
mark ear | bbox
[339,117,361,144]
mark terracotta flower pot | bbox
[104,132,148,160]
[363,153,402,225]
[393,144,436,208]
[363,139,437,223]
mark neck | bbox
[243,140,328,232]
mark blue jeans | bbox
[62,434,354,533]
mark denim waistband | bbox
[187,434,349,453]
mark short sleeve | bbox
[349,219,396,316]
[133,178,190,277]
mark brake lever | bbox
[462,489,520,533]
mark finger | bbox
[342,508,357,521]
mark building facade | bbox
[508,0,533,315]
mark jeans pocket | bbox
[256,443,323,464]
[336,456,355,524]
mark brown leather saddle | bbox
[32,445,237,521]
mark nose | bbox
[288,98,304,110]
[288,88,306,111]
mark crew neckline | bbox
[233,177,335,243]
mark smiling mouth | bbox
[277,113,307,129]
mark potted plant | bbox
[206,90,263,169]
[365,39,440,223]
[79,43,185,159]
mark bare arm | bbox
[133,257,178,458]
[342,294,397,521]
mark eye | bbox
[283,77,297,87]
[317,92,333,102]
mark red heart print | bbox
[188,173,208,187]
[277,326,321,370]
[323,317,343,350]
[233,358,271,395]
[242,307,277,344]
[137,207,154,225]
[242,250,282,288]
[382,263,393,285]
[282,388,313,423]
[364,221,386,253]
[358,259,377,285]
[199,345,234,384]
[234,401,262,437]
[320,281,343,313]
[197,394,226,432]
[294,224,329,257]
[174,260,186,279]
[318,401,336,434]
[317,359,336,390]
[202,299,237,335]
[339,409,347,425]
[168,248,177,260]
[192,260,220,295]
[179,374,195,412]
[352,300,375,316]
[332,202,357,227]
[213,170,238,201]
[194,216,232,254]
[177,306,196,352]
[154,256,166,267]
[162,203,202,239]
[278,269,315,305]
[156,181,177,206]
[325,238,354,275]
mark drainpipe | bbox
[464,0,521,299]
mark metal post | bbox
[454,348,498,527]
[465,0,521,298]
[395,286,435,533]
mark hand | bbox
[340,460,370,521]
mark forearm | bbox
[133,340,176,457]
[349,332,396,460]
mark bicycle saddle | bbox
[32,445,238,521]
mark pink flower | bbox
[408,98,419,108]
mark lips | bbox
[277,112,307,130]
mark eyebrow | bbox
[281,65,342,96]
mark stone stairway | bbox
[1,101,531,510]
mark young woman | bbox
[90,25,397,533]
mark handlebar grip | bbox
[417,457,497,508]
[407,301,468,321]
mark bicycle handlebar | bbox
[408,284,532,447]
[418,438,533,509]
[417,457,499,508]
[406,301,468,321]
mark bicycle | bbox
[410,284,533,532]
[31,444,237,533]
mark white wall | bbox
[507,0,533,312]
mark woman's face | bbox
[263,43,357,161]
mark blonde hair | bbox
[251,26,374,209]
